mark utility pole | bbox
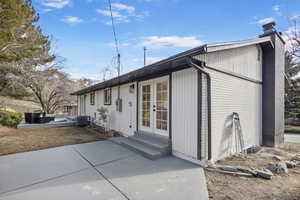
[115,53,122,112]
[144,46,147,66]
[117,53,120,99]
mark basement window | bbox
[90,92,95,105]
[104,88,112,105]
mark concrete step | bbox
[135,130,170,142]
[128,135,170,152]
[120,139,165,160]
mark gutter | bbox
[187,57,212,161]
[71,45,207,96]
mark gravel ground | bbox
[205,144,300,200]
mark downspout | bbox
[187,57,212,161]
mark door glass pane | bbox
[142,85,151,127]
[156,81,168,130]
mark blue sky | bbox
[32,0,300,80]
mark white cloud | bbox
[106,42,131,47]
[285,27,295,35]
[272,5,281,15]
[140,36,203,49]
[255,17,275,25]
[133,56,163,64]
[40,8,53,13]
[96,3,149,24]
[42,0,70,8]
[62,16,83,24]
[96,9,129,23]
[146,57,163,64]
[272,5,280,12]
[291,14,300,19]
[112,3,135,14]
[136,11,150,20]
[67,67,101,81]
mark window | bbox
[104,88,112,105]
[142,85,151,127]
[90,92,95,105]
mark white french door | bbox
[139,76,169,136]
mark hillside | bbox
[0,96,40,113]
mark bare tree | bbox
[21,65,70,113]
[286,19,300,59]
[73,78,93,89]
[101,65,113,81]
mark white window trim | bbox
[104,88,112,105]
[90,92,95,105]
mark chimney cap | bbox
[262,21,276,31]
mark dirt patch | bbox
[206,144,300,200]
[0,125,111,156]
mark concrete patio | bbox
[0,140,209,200]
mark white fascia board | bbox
[206,36,273,53]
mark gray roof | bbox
[71,36,272,95]
[71,45,206,95]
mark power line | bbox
[144,46,147,66]
[107,0,119,55]
[107,0,121,109]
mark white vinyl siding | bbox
[85,93,97,119]
[172,68,198,160]
[79,82,137,136]
[109,83,137,136]
[208,68,262,160]
[194,44,263,161]
[201,75,209,160]
[78,95,86,115]
[76,44,264,162]
[196,45,262,81]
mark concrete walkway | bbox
[285,133,300,143]
[0,140,209,200]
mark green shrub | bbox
[97,106,109,123]
[0,110,23,127]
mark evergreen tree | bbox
[285,52,300,118]
[285,18,300,119]
[0,0,50,62]
[0,0,55,93]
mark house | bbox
[71,22,285,163]
[59,103,78,116]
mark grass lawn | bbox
[0,125,110,156]
[285,125,300,133]
[0,96,40,113]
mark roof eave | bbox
[206,36,273,52]
[71,37,273,96]
[71,45,207,96]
